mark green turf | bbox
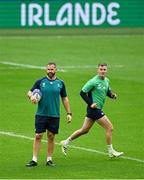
[0,28,144,179]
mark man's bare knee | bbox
[107,125,113,132]
[35,134,43,140]
[48,132,55,141]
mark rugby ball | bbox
[32,89,42,102]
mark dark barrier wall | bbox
[0,0,144,28]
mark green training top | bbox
[82,75,110,109]
[31,77,67,117]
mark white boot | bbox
[60,140,68,156]
[109,149,124,158]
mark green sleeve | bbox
[82,79,95,93]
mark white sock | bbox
[32,156,37,162]
[107,144,113,153]
[64,137,72,146]
[47,156,52,162]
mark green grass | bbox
[0,28,144,179]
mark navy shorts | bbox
[35,115,60,134]
[86,107,105,120]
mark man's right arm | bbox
[27,90,32,99]
[27,90,38,104]
[80,91,92,106]
[80,91,97,108]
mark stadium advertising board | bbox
[0,0,144,28]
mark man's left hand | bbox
[112,93,117,99]
[67,114,72,123]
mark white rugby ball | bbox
[32,89,42,102]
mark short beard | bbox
[47,72,55,79]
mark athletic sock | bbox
[32,156,37,162]
[47,156,52,162]
[64,137,72,146]
[107,144,113,153]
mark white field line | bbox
[0,61,66,72]
[0,61,124,70]
[0,131,144,164]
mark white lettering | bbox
[20,2,121,27]
[57,3,72,26]
[44,3,56,26]
[21,3,26,26]
[29,3,42,26]
[75,3,90,26]
[107,3,120,25]
[92,3,106,25]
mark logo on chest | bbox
[42,82,46,87]
[97,83,106,90]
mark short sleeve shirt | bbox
[31,77,67,117]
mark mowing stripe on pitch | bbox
[0,131,144,164]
